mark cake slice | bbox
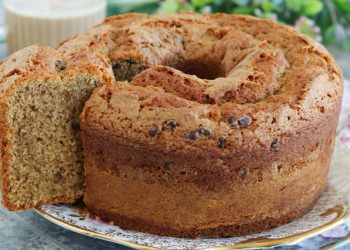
[0,13,149,211]
[0,45,106,210]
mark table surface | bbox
[0,45,350,250]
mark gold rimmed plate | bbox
[35,139,350,249]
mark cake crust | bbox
[81,108,335,237]
[80,13,343,237]
[86,195,322,238]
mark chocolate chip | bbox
[218,137,227,149]
[185,130,198,140]
[71,120,80,131]
[163,119,177,130]
[228,115,239,128]
[204,95,213,104]
[63,90,71,98]
[164,161,175,170]
[30,105,37,111]
[197,127,210,136]
[53,171,64,183]
[271,139,280,150]
[148,125,160,137]
[228,116,237,124]
[240,168,249,179]
[277,164,283,173]
[55,60,66,71]
[238,116,251,127]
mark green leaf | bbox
[157,0,179,13]
[232,0,250,7]
[129,3,160,14]
[107,0,159,15]
[334,0,350,12]
[316,5,332,32]
[285,0,303,12]
[261,1,276,13]
[324,26,335,45]
[302,0,324,16]
[233,6,254,14]
[179,3,195,12]
[191,0,214,8]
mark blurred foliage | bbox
[107,0,350,50]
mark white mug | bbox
[3,0,107,54]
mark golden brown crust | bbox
[80,13,343,158]
[87,193,323,238]
[0,92,10,208]
[80,13,343,237]
[82,116,334,237]
[82,108,338,186]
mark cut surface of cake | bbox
[0,46,106,210]
[0,13,145,210]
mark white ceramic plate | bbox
[36,139,350,249]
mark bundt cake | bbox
[0,12,343,238]
[80,13,343,237]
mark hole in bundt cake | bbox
[112,59,146,81]
[112,58,225,81]
[175,59,225,80]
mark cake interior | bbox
[2,73,102,210]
